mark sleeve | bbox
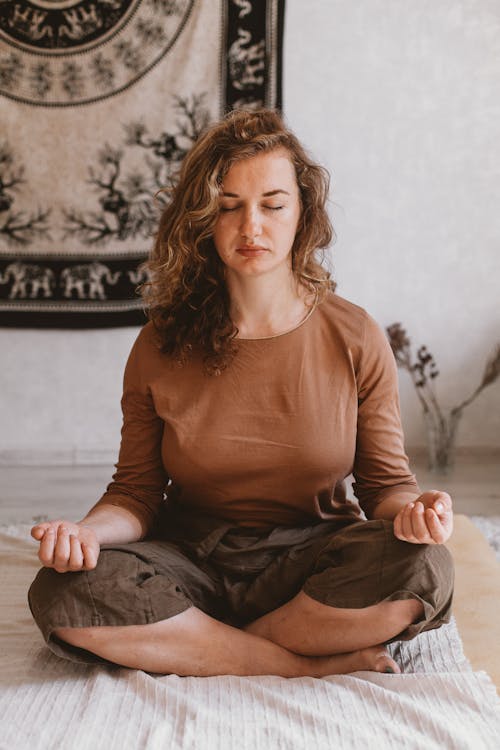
[89,327,169,534]
[351,312,420,519]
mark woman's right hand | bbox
[31,520,100,572]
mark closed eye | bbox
[218,205,285,213]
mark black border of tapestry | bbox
[0,0,285,329]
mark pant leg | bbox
[301,519,455,642]
[27,539,228,664]
[165,516,453,643]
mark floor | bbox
[1,454,498,525]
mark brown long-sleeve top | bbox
[92,292,420,532]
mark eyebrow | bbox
[221,189,291,198]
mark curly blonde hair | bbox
[140,108,335,374]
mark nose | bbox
[240,205,262,241]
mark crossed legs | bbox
[53,590,424,677]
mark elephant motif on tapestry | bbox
[0,262,55,299]
[60,262,121,299]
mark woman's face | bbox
[212,148,301,281]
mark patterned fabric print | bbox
[0,0,285,327]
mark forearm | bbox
[78,503,147,545]
[370,491,421,521]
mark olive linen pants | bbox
[28,507,454,666]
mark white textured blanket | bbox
[1,524,499,750]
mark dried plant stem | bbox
[401,349,430,414]
[386,323,500,473]
[452,386,482,416]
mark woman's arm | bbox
[370,491,422,521]
[78,502,145,542]
[88,323,169,533]
[352,313,453,543]
[31,503,145,573]
[31,324,170,572]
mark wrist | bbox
[78,504,145,544]
[371,492,420,521]
[76,519,104,544]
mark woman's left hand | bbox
[393,490,453,545]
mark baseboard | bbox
[0,445,498,467]
[0,448,117,466]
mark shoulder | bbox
[131,320,163,354]
[123,320,169,383]
[316,291,392,372]
[317,291,381,343]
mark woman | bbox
[28,109,454,678]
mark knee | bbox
[28,564,99,644]
[388,542,455,640]
[393,538,455,608]
[416,541,455,595]
[28,565,70,623]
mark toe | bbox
[373,649,401,674]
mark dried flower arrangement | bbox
[386,323,500,472]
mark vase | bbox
[423,408,462,475]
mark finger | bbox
[53,526,71,570]
[408,501,431,543]
[39,527,57,565]
[34,520,64,541]
[426,490,453,515]
[68,534,84,571]
[31,523,51,540]
[393,510,403,540]
[425,508,446,544]
[401,502,417,541]
[435,498,453,520]
[82,542,99,571]
[414,502,436,543]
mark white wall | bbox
[1,0,499,464]
[284,0,500,451]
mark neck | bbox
[226,269,313,339]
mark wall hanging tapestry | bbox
[0,0,285,328]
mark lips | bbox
[236,245,268,256]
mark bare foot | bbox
[355,646,401,674]
[307,645,401,678]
